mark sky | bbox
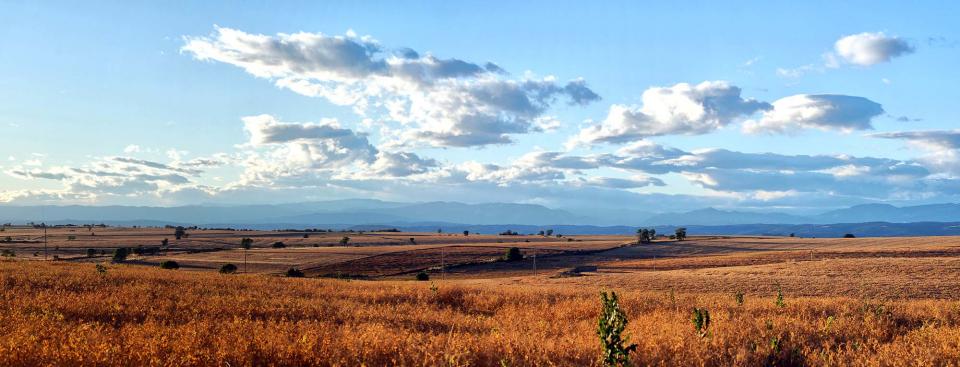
[0,1,958,213]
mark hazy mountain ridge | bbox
[1,201,958,229]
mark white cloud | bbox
[743,94,884,134]
[123,145,141,153]
[870,130,960,176]
[834,32,915,66]
[182,26,599,148]
[568,81,770,146]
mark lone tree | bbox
[546,229,554,237]
[174,226,186,240]
[463,230,469,236]
[504,247,523,261]
[161,238,169,247]
[240,237,253,250]
[219,263,238,274]
[843,233,856,238]
[339,236,350,246]
[674,227,687,241]
[111,248,128,263]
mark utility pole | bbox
[532,250,536,276]
[43,222,48,260]
[441,248,445,281]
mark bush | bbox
[416,271,430,281]
[112,248,128,263]
[86,248,96,257]
[160,260,180,270]
[691,308,711,337]
[503,247,523,261]
[597,291,637,367]
[67,235,76,241]
[339,237,350,246]
[219,263,238,274]
[285,268,305,277]
[271,241,286,248]
[843,233,856,238]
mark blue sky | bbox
[1,1,958,213]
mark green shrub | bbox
[160,260,180,270]
[271,241,286,248]
[503,247,523,261]
[775,285,785,308]
[735,291,744,306]
[86,248,96,257]
[285,268,305,277]
[416,271,430,281]
[112,248,128,263]
[597,291,637,367]
[219,263,238,274]
[691,308,711,337]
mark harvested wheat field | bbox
[1,261,959,366]
[2,232,960,366]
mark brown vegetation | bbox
[1,261,959,366]
[2,231,960,365]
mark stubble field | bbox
[1,227,959,366]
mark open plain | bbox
[1,227,960,365]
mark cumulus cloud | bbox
[743,94,884,134]
[3,155,200,203]
[871,130,960,176]
[183,27,599,148]
[834,32,915,66]
[237,114,438,185]
[568,81,769,146]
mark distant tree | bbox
[538,230,545,236]
[503,247,523,261]
[219,263,238,274]
[174,226,186,240]
[843,233,856,238]
[463,230,469,236]
[789,233,795,238]
[416,271,430,281]
[285,268,305,278]
[303,233,310,239]
[111,248,128,263]
[340,236,350,246]
[675,228,687,241]
[437,228,442,233]
[546,229,554,237]
[637,228,657,244]
[649,229,656,239]
[271,241,286,248]
[160,260,180,270]
[86,248,96,257]
[161,238,169,247]
[240,237,253,250]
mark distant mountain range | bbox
[1,200,959,236]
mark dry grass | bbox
[2,260,960,366]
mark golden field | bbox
[2,230,960,366]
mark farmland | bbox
[1,226,960,365]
